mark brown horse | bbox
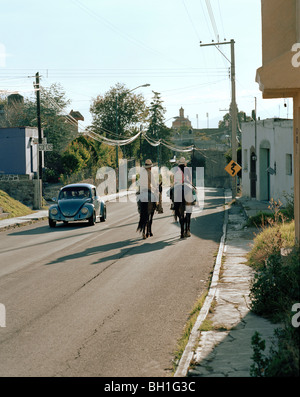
[173,201,191,238]
[171,183,194,238]
[137,190,157,239]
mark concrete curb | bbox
[174,188,232,377]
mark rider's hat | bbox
[178,157,187,165]
[144,159,153,168]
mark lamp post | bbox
[115,83,150,191]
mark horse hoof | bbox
[185,231,191,237]
[143,233,147,239]
[149,233,153,237]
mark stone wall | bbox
[0,177,41,209]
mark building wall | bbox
[241,119,294,204]
[261,0,297,65]
[257,0,300,244]
[0,127,41,177]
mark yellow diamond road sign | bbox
[225,160,242,177]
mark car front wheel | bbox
[49,218,56,228]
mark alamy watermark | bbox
[0,303,6,327]
[291,43,300,67]
[95,164,204,204]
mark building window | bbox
[286,154,293,175]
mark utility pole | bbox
[200,39,238,199]
[34,72,42,209]
[35,72,43,179]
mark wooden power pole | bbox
[34,72,42,209]
[200,39,238,199]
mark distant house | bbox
[65,109,84,133]
[241,118,293,204]
[0,127,43,178]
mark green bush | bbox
[250,249,300,322]
[249,247,299,377]
[251,323,299,377]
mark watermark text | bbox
[0,303,6,327]
[291,43,300,67]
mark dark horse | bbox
[171,184,194,239]
[137,191,157,239]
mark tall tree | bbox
[142,91,172,166]
[90,83,149,165]
[90,83,148,138]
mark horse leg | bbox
[142,222,147,239]
[148,212,154,237]
[146,214,153,237]
[179,215,185,238]
[185,213,191,237]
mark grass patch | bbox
[247,221,295,269]
[0,190,33,218]
[172,292,207,372]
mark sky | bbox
[0,0,292,134]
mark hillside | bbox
[0,190,34,219]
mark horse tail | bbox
[137,201,148,232]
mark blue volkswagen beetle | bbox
[48,183,106,228]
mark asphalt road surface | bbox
[0,187,225,377]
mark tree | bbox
[61,135,115,183]
[142,91,172,166]
[0,84,79,182]
[218,110,252,131]
[90,83,148,158]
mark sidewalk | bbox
[175,192,279,377]
[0,210,49,230]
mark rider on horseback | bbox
[136,159,160,239]
[171,157,196,208]
[137,159,159,213]
[170,157,197,238]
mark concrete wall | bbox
[195,150,231,189]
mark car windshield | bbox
[59,187,91,200]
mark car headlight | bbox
[50,208,58,215]
[81,207,89,214]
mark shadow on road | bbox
[45,235,179,266]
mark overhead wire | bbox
[70,0,192,69]
[182,0,201,41]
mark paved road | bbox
[0,188,225,377]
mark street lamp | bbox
[115,83,150,190]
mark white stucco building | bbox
[241,118,294,205]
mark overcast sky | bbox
[0,0,290,132]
